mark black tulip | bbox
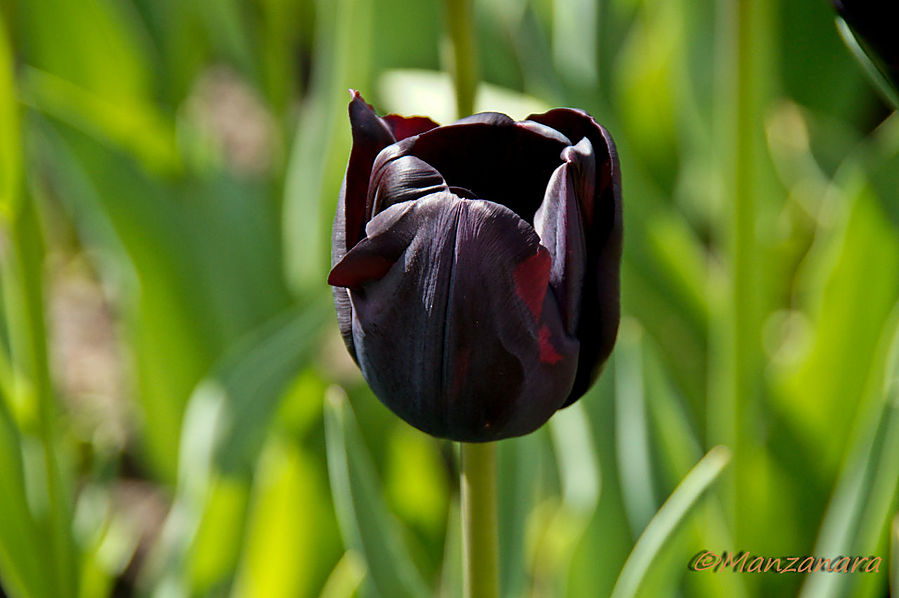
[328,91,622,442]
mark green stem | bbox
[445,0,478,118]
[461,442,499,598]
[714,0,771,549]
[447,5,494,596]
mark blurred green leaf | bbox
[892,514,899,598]
[835,17,899,110]
[231,437,325,598]
[437,500,462,598]
[141,301,328,595]
[0,14,19,221]
[496,433,542,598]
[320,551,367,598]
[0,394,51,598]
[22,67,179,174]
[800,311,899,598]
[186,476,247,593]
[615,321,657,536]
[283,0,373,294]
[323,387,431,598]
[538,401,600,595]
[379,69,550,124]
[609,446,731,598]
[775,175,899,479]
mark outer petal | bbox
[331,92,395,360]
[333,93,439,360]
[329,193,579,441]
[527,108,622,405]
[404,116,570,223]
[341,91,397,254]
[534,137,592,336]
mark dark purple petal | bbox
[330,193,579,441]
[405,116,570,222]
[453,112,514,126]
[527,108,622,405]
[368,142,448,217]
[333,91,403,360]
[534,137,592,336]
[329,201,417,289]
[342,91,397,254]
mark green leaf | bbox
[642,337,748,598]
[378,69,550,124]
[609,446,731,598]
[0,14,20,221]
[231,438,325,598]
[892,514,899,598]
[437,500,462,598]
[615,321,657,536]
[496,432,542,598]
[139,301,327,596]
[775,179,899,479]
[530,402,601,597]
[323,387,431,598]
[835,17,899,110]
[283,0,373,294]
[0,395,51,598]
[800,313,899,598]
[320,551,367,598]
[21,67,179,174]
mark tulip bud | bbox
[328,91,621,442]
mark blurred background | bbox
[0,0,898,596]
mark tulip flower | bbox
[328,91,621,442]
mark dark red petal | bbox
[336,193,578,441]
[382,114,440,140]
[406,116,570,223]
[527,108,622,405]
[343,91,397,252]
[534,137,592,336]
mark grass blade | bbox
[609,446,731,598]
[323,387,431,598]
[141,302,327,595]
[319,551,366,598]
[801,313,899,598]
[892,514,899,598]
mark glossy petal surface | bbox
[329,94,622,438]
[332,193,578,441]
[527,108,622,403]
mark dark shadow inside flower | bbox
[406,118,571,224]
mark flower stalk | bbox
[461,442,499,598]
[445,4,497,596]
[445,0,478,118]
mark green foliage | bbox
[0,0,897,596]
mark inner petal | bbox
[407,119,570,223]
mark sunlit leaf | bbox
[323,387,431,598]
[800,312,899,598]
[609,446,731,598]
